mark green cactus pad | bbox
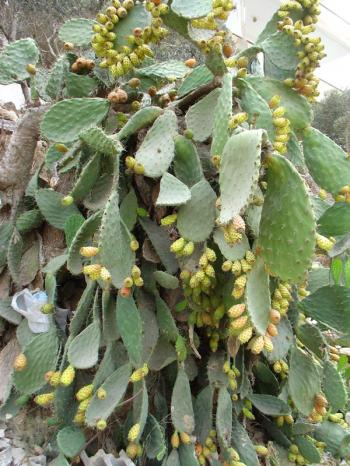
[185,88,221,142]
[80,127,119,155]
[135,110,177,178]
[14,327,59,394]
[297,322,325,358]
[35,189,80,230]
[113,4,151,48]
[265,317,293,363]
[219,129,263,224]
[156,173,191,206]
[140,219,178,274]
[303,127,350,195]
[166,449,181,466]
[102,291,119,343]
[173,135,203,188]
[288,347,321,416]
[154,271,179,290]
[171,0,212,19]
[137,61,189,80]
[71,153,101,202]
[99,190,134,288]
[216,387,232,447]
[69,281,96,337]
[323,361,347,411]
[144,415,167,461]
[41,98,110,143]
[64,214,85,247]
[68,321,100,369]
[58,18,95,47]
[211,73,233,156]
[287,131,305,167]
[245,256,271,335]
[66,72,98,98]
[231,418,260,466]
[318,203,350,236]
[50,454,70,466]
[294,436,321,464]
[261,32,299,74]
[117,106,163,140]
[247,77,312,130]
[213,229,250,261]
[259,154,316,282]
[179,445,200,466]
[178,65,213,97]
[237,78,275,140]
[0,39,39,84]
[194,386,213,445]
[205,48,227,76]
[247,394,291,416]
[117,296,143,367]
[42,254,68,274]
[57,426,85,458]
[7,232,24,285]
[85,363,132,426]
[16,210,43,234]
[177,179,216,242]
[171,367,195,434]
[155,295,179,342]
[46,55,69,100]
[120,189,138,231]
[314,421,350,457]
[133,380,149,440]
[299,285,350,336]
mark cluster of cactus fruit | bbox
[1,0,350,465]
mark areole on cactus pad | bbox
[1,0,350,465]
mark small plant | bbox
[1,0,350,465]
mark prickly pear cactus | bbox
[2,1,350,465]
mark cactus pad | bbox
[68,321,101,369]
[117,106,163,141]
[185,88,221,142]
[171,0,212,19]
[35,189,80,230]
[156,173,191,206]
[171,367,195,434]
[58,18,95,47]
[259,154,316,283]
[211,73,233,156]
[173,135,203,187]
[117,296,143,367]
[178,65,213,97]
[0,39,39,84]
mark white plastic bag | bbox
[11,289,49,333]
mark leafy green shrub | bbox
[1,0,350,465]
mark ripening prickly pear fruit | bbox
[269,95,281,108]
[61,195,74,206]
[269,309,281,324]
[60,365,75,386]
[267,323,278,337]
[34,392,55,407]
[76,384,94,401]
[161,214,177,226]
[235,274,247,289]
[314,393,328,407]
[248,335,265,355]
[263,336,274,352]
[41,303,54,314]
[170,237,186,253]
[108,88,128,104]
[128,77,141,88]
[129,239,139,251]
[180,432,191,444]
[182,241,195,257]
[316,233,334,252]
[119,286,132,298]
[49,371,61,387]
[73,411,85,425]
[255,445,269,456]
[83,264,102,280]
[78,398,91,412]
[128,423,141,442]
[242,407,255,420]
[100,267,112,281]
[130,368,143,383]
[55,143,69,153]
[96,419,107,431]
[14,353,27,371]
[126,442,139,459]
[228,303,246,319]
[205,247,216,262]
[97,387,107,400]
[63,41,74,51]
[230,315,249,330]
[284,415,294,425]
[134,277,144,287]
[133,162,145,175]
[185,58,197,68]
[125,156,136,169]
[80,246,99,258]
[276,415,284,427]
[238,326,253,344]
[26,63,36,75]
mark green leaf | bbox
[156,173,191,206]
[289,347,321,416]
[57,426,85,458]
[216,387,232,447]
[303,127,350,195]
[171,367,195,434]
[64,214,84,248]
[178,65,213,97]
[318,202,350,236]
[247,394,291,416]
[99,190,134,288]
[185,88,221,142]
[14,328,59,394]
[219,129,263,224]
[41,98,109,143]
[117,106,163,141]
[297,322,325,358]
[117,296,143,367]
[231,417,260,466]
[35,188,80,229]
[71,153,101,202]
[46,55,69,100]
[135,110,177,178]
[173,135,203,188]
[120,189,138,230]
[79,126,119,156]
[68,321,100,369]
[247,76,313,130]
[85,363,132,426]
[299,285,350,335]
[261,31,299,73]
[137,61,189,80]
[177,179,216,242]
[0,39,39,84]
[102,291,119,343]
[245,256,271,335]
[323,360,347,411]
[211,73,233,157]
[171,0,212,19]
[58,18,95,46]
[66,72,98,98]
[259,154,316,283]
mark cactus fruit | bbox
[14,353,27,372]
[60,365,75,386]
[34,392,55,407]
[76,384,94,401]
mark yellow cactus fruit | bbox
[171,431,180,448]
[205,264,215,278]
[276,415,284,427]
[185,58,197,68]
[133,162,145,175]
[222,260,233,272]
[125,156,136,169]
[128,423,141,442]
[61,195,74,206]
[76,384,94,402]
[235,274,247,289]
[60,365,75,386]
[126,442,139,459]
[232,215,246,232]
[180,432,191,444]
[255,445,269,456]
[100,267,112,281]
[41,303,54,314]
[97,387,107,400]
[278,284,291,300]
[83,264,102,279]
[284,415,294,425]
[316,233,334,252]
[73,411,85,425]
[318,189,328,200]
[130,368,143,383]
[129,239,139,251]
[269,309,281,324]
[96,419,107,431]
[238,326,253,344]
[223,361,231,373]
[205,247,216,262]
[34,392,55,407]
[263,335,274,353]
[170,237,186,253]
[14,353,27,372]
[80,246,99,258]
[273,361,282,373]
[49,371,61,387]
[245,250,256,264]
[269,95,281,108]
[55,143,69,153]
[78,398,91,412]
[267,323,278,337]
[182,241,195,256]
[232,286,244,300]
[134,276,144,287]
[249,335,265,355]
[240,259,251,273]
[160,213,178,226]
[314,393,328,408]
[231,260,242,276]
[230,315,249,330]
[227,303,246,318]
